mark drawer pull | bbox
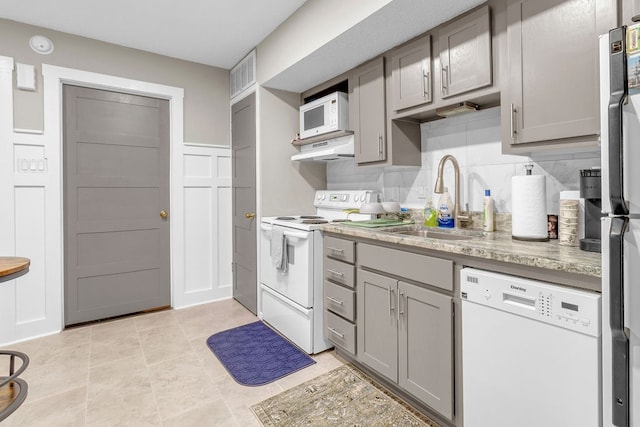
[327,269,344,277]
[328,327,345,339]
[328,247,344,254]
[326,296,344,305]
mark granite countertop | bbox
[321,223,602,279]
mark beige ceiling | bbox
[0,0,308,69]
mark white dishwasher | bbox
[460,268,601,427]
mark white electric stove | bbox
[259,190,375,353]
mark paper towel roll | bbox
[512,175,548,241]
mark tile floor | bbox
[1,299,344,426]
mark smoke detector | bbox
[29,35,54,55]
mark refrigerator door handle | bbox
[608,27,630,216]
[610,216,630,427]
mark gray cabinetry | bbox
[398,281,453,419]
[502,0,617,152]
[357,243,454,420]
[323,236,357,355]
[438,5,492,99]
[351,57,386,164]
[391,34,432,111]
[357,269,398,381]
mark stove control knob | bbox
[354,195,359,202]
[317,193,322,200]
[342,195,348,201]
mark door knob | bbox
[160,210,168,219]
[245,212,256,220]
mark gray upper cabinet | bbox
[503,0,617,151]
[438,5,492,99]
[351,57,387,164]
[391,34,432,111]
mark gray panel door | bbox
[357,269,398,382]
[64,85,170,326]
[438,5,491,99]
[398,281,453,419]
[353,57,386,164]
[232,93,257,314]
[506,0,614,144]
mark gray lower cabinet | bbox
[357,269,398,381]
[357,268,454,420]
[502,0,617,152]
[398,281,453,420]
[324,236,357,355]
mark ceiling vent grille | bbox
[230,50,256,100]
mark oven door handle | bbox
[283,230,310,240]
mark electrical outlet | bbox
[417,186,426,199]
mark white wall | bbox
[327,107,600,214]
[180,144,232,308]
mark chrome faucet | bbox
[434,154,470,228]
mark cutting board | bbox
[342,219,410,228]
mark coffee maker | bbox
[579,168,601,252]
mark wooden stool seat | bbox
[0,351,29,422]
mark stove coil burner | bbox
[331,219,351,223]
[275,216,296,220]
[299,215,323,219]
[302,219,329,224]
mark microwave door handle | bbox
[608,27,629,216]
[609,216,630,427]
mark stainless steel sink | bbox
[386,227,486,240]
[395,230,471,240]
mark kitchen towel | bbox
[512,174,548,241]
[271,228,288,272]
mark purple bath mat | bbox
[206,321,315,386]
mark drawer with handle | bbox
[324,280,355,321]
[324,236,355,264]
[324,257,355,288]
[325,311,356,355]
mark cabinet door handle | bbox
[328,327,345,339]
[388,286,395,315]
[441,65,448,95]
[423,70,429,98]
[378,133,383,157]
[327,269,344,277]
[510,104,517,141]
[328,247,344,254]
[399,291,405,319]
[326,296,344,305]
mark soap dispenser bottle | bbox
[437,187,454,228]
[483,189,494,231]
[424,198,437,227]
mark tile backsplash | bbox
[327,107,600,214]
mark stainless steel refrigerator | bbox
[601,26,640,427]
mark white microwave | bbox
[299,91,349,139]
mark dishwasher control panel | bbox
[460,268,601,337]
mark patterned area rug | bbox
[206,321,315,386]
[251,364,440,426]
